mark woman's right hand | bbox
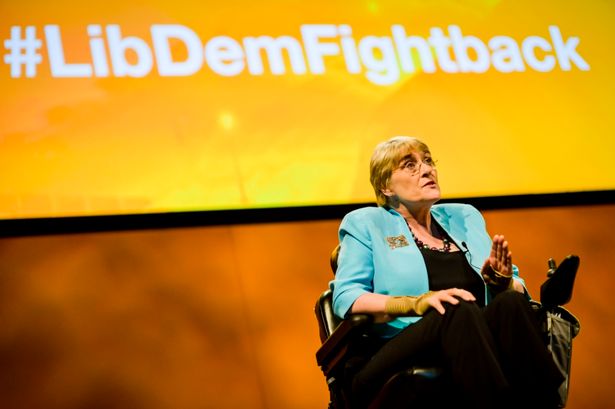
[353,288,476,321]
[419,288,476,315]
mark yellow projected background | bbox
[0,0,613,219]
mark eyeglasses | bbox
[397,155,437,175]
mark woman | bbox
[330,136,563,409]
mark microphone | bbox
[460,241,476,268]
[460,241,469,253]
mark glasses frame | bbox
[396,154,438,176]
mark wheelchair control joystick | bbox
[540,255,580,308]
[547,258,557,277]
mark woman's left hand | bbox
[481,234,514,291]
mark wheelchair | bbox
[314,245,580,409]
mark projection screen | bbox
[1,0,613,219]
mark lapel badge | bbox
[386,235,409,249]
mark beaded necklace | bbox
[412,235,451,252]
[407,220,452,253]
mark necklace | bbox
[406,219,452,253]
[412,235,451,252]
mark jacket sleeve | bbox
[463,204,526,292]
[330,211,375,319]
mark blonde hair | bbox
[369,136,430,207]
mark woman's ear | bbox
[381,188,395,198]
[383,189,400,208]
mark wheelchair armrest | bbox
[316,313,373,376]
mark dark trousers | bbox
[350,291,564,409]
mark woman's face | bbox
[383,149,441,206]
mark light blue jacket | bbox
[330,203,525,337]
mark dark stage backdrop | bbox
[0,203,613,409]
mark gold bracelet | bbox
[491,267,512,279]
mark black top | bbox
[420,248,486,307]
